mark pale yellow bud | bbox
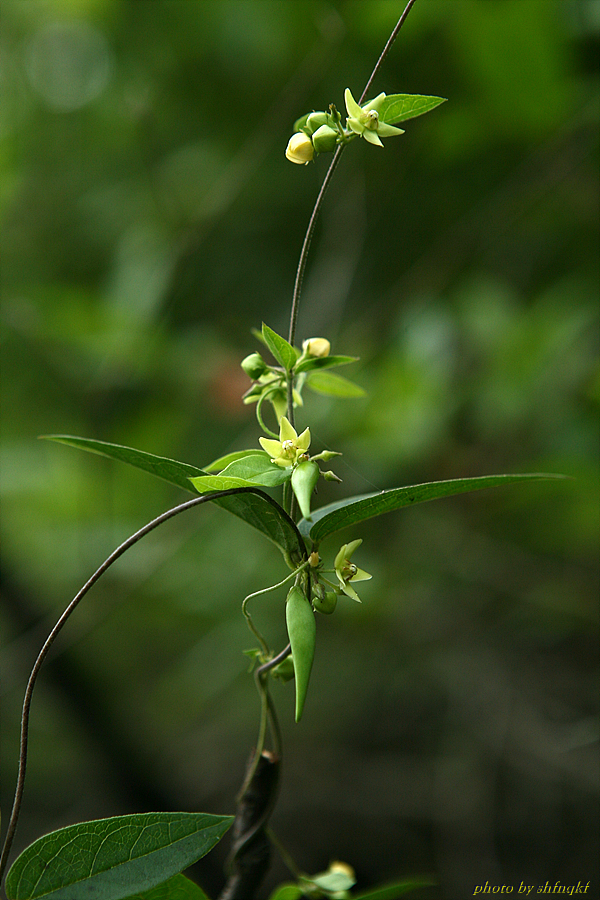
[285,133,314,165]
[302,337,331,358]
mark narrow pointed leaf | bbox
[203,449,265,473]
[44,435,305,562]
[378,93,447,125]
[124,874,210,899]
[304,474,565,543]
[191,474,263,491]
[262,323,298,370]
[5,812,232,900]
[306,371,366,398]
[42,436,206,493]
[294,355,358,375]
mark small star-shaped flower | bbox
[334,539,372,602]
[344,89,405,147]
[259,416,311,468]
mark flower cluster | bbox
[285,89,404,163]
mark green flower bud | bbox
[311,124,338,153]
[286,585,316,722]
[322,469,342,483]
[313,588,337,615]
[285,132,314,165]
[291,459,320,520]
[272,655,295,683]
[306,111,329,134]
[241,352,267,380]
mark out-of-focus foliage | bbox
[1,2,598,898]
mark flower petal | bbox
[363,92,386,113]
[349,567,372,583]
[377,122,405,137]
[362,129,383,146]
[344,88,363,120]
[341,582,362,602]
[344,539,363,559]
[296,426,311,453]
[259,437,282,457]
[334,544,348,571]
[279,416,297,443]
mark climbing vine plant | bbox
[0,3,562,899]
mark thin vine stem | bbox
[285,0,418,428]
[0,487,300,883]
[241,563,308,654]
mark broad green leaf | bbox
[5,812,232,900]
[210,490,307,567]
[218,454,291,487]
[268,886,303,900]
[378,94,446,125]
[304,474,565,544]
[294,355,358,375]
[203,449,265,473]
[43,436,206,493]
[190,474,263,492]
[352,877,437,899]
[262,323,298,371]
[43,435,305,562]
[307,371,366,398]
[124,874,210,900]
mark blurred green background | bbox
[1,1,598,897]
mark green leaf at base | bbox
[5,812,232,900]
[301,474,566,543]
[124,874,210,899]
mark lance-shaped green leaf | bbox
[302,474,565,544]
[203,448,266,473]
[262,323,297,371]
[5,812,232,900]
[44,436,305,563]
[378,93,447,125]
[124,874,210,900]
[43,435,207,492]
[191,453,291,490]
[306,370,366,398]
[294,355,358,375]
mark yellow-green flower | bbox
[286,132,314,164]
[334,539,372,602]
[344,88,404,147]
[259,416,311,467]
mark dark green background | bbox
[1,1,598,898]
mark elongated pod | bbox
[285,585,316,722]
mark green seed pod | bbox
[313,590,338,615]
[286,585,316,722]
[241,352,267,380]
[291,459,320,520]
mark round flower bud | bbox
[285,132,314,165]
[240,352,267,380]
[313,589,338,615]
[306,111,329,134]
[302,337,331,358]
[311,124,338,154]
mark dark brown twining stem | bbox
[217,751,280,900]
[0,488,303,884]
